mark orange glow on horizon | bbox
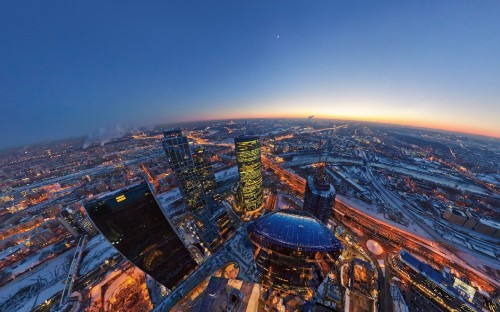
[191,111,500,139]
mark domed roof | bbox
[250,210,343,252]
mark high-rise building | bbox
[234,135,263,214]
[303,170,336,224]
[162,129,220,250]
[84,182,197,289]
[162,129,207,212]
[192,146,217,196]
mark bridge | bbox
[58,235,87,308]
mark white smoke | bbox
[83,125,127,149]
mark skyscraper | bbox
[162,129,207,212]
[303,169,336,224]
[234,135,263,214]
[192,146,217,196]
[84,182,197,288]
[162,129,219,250]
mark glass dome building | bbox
[248,210,343,292]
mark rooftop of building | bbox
[234,134,260,142]
[450,208,467,217]
[249,210,342,252]
[307,175,336,195]
[478,218,500,229]
[400,250,446,285]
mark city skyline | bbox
[1,118,498,311]
[1,1,500,148]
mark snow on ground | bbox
[337,195,434,240]
[215,166,238,182]
[79,235,118,276]
[0,248,74,312]
[4,243,66,279]
[372,163,487,195]
[476,173,500,185]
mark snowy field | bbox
[337,195,434,240]
[0,248,74,312]
[79,235,118,276]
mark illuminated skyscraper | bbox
[192,146,216,196]
[303,170,336,224]
[84,182,197,288]
[234,135,263,213]
[162,129,219,250]
[162,129,207,212]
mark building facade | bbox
[162,129,220,250]
[248,210,343,293]
[303,174,336,224]
[162,129,207,212]
[192,146,217,196]
[84,182,197,289]
[234,135,263,213]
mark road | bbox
[335,200,499,292]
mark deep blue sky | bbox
[1,1,500,148]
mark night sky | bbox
[1,1,499,148]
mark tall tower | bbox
[84,182,197,288]
[192,147,216,196]
[162,129,207,212]
[234,135,264,214]
[162,129,219,250]
[303,169,336,224]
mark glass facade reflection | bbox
[84,182,197,289]
[303,175,336,224]
[248,211,343,292]
[163,129,207,212]
[192,147,216,196]
[234,135,263,212]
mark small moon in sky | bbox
[276,35,280,39]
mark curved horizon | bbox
[1,1,499,147]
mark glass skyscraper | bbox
[303,173,336,224]
[192,146,217,196]
[162,129,219,250]
[234,135,263,213]
[162,129,207,212]
[84,182,197,289]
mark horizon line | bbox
[3,116,499,151]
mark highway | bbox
[335,200,499,292]
[266,151,500,292]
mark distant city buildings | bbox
[443,207,500,239]
[303,170,336,224]
[234,135,264,215]
[83,182,198,289]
